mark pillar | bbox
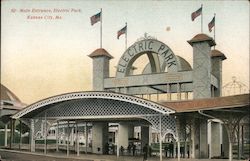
[148,126,152,145]
[188,34,216,99]
[92,123,109,154]
[117,124,131,150]
[190,118,199,158]
[190,122,195,158]
[44,113,47,154]
[63,127,66,145]
[19,120,22,150]
[76,123,79,156]
[211,122,221,158]
[67,121,70,156]
[85,123,88,154]
[70,127,74,146]
[30,119,35,152]
[177,83,181,100]
[141,126,150,148]
[56,122,59,151]
[4,124,8,147]
[167,84,171,100]
[89,48,113,91]
[199,119,208,158]
[159,115,163,161]
[222,125,229,158]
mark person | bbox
[111,144,115,154]
[104,142,109,154]
[180,146,184,158]
[132,143,136,156]
[120,146,124,155]
[143,144,148,161]
[169,141,174,158]
[127,143,131,155]
[164,144,168,157]
[148,145,152,157]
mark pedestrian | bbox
[164,144,168,157]
[127,143,131,155]
[143,144,148,161]
[148,145,152,157]
[120,146,124,155]
[169,141,174,158]
[132,144,136,156]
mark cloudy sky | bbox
[1,0,249,104]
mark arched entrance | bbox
[11,91,176,159]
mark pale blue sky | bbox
[1,0,249,104]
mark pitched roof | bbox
[160,94,249,112]
[210,49,227,60]
[88,48,113,59]
[188,33,216,47]
[0,84,21,102]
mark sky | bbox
[1,0,249,104]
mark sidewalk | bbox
[0,148,248,161]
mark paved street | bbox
[0,149,249,161]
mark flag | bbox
[90,11,101,26]
[208,16,215,32]
[191,6,202,21]
[117,25,127,39]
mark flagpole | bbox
[214,13,216,49]
[100,8,102,48]
[125,22,127,50]
[201,4,203,33]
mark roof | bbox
[88,48,113,59]
[187,33,216,47]
[160,94,249,112]
[210,49,227,60]
[0,84,21,102]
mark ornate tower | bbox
[89,48,113,91]
[188,34,216,99]
[210,49,227,97]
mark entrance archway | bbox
[11,91,176,158]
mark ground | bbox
[0,149,248,161]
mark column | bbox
[237,123,241,160]
[44,113,47,154]
[199,119,208,158]
[85,123,88,154]
[117,123,130,153]
[190,118,199,158]
[185,92,188,100]
[159,115,162,161]
[30,119,35,152]
[177,83,181,100]
[4,124,8,147]
[92,123,108,154]
[173,140,176,158]
[211,122,221,158]
[63,127,66,145]
[76,123,79,156]
[70,127,74,146]
[9,119,14,149]
[67,121,70,156]
[177,139,180,161]
[148,126,152,146]
[167,84,171,100]
[56,122,59,152]
[222,125,229,158]
[19,120,22,150]
[141,126,149,149]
